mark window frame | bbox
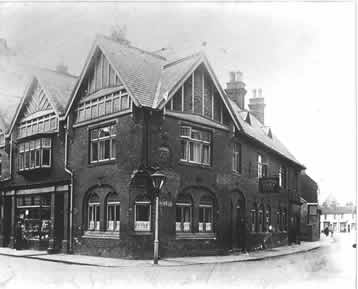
[232,142,242,174]
[106,201,120,232]
[18,138,52,171]
[134,200,152,232]
[176,198,193,233]
[180,126,212,166]
[89,124,116,164]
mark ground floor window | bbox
[258,205,264,232]
[176,194,192,232]
[276,210,281,232]
[106,192,120,232]
[134,196,151,232]
[198,195,214,232]
[265,206,271,232]
[88,193,100,231]
[282,209,288,231]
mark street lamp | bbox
[151,171,166,265]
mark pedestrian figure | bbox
[323,226,329,237]
[15,220,24,250]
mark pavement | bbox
[0,237,333,268]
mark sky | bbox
[0,2,355,204]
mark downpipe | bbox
[64,117,74,253]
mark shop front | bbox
[2,185,69,252]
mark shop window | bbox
[88,193,100,231]
[89,124,116,163]
[199,195,214,232]
[106,192,120,232]
[134,195,151,232]
[180,126,212,166]
[232,143,242,174]
[176,194,193,232]
[18,138,52,171]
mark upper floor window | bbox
[18,137,52,171]
[76,90,130,123]
[0,132,4,147]
[89,124,116,163]
[0,154,2,177]
[279,166,288,189]
[257,154,267,178]
[18,113,58,139]
[180,126,211,166]
[232,143,242,174]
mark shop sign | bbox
[259,177,279,194]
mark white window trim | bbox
[134,201,152,232]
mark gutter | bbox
[64,117,74,253]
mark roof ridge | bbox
[163,52,202,69]
[96,34,166,61]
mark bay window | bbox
[18,137,52,171]
[90,124,116,163]
[180,126,211,166]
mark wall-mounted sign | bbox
[259,177,279,194]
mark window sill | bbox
[88,159,116,167]
[16,131,58,141]
[178,160,212,170]
[83,230,120,240]
[131,231,152,236]
[176,232,216,240]
[18,167,51,175]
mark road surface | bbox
[0,233,356,289]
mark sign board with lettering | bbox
[259,177,279,194]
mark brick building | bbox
[298,172,320,241]
[1,35,306,258]
[0,68,77,251]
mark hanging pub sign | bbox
[259,177,279,194]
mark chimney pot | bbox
[248,88,265,124]
[225,71,246,109]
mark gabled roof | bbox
[8,68,77,135]
[228,98,305,168]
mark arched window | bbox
[176,194,193,232]
[88,193,100,231]
[251,204,257,232]
[258,204,264,232]
[134,195,151,232]
[265,205,271,232]
[199,195,214,232]
[106,192,120,232]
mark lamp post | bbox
[151,171,166,265]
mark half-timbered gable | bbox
[165,63,232,126]
[16,79,58,139]
[73,48,132,124]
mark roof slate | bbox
[228,98,304,168]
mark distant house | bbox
[298,172,320,241]
[320,206,356,233]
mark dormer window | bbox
[18,137,52,171]
[18,113,58,139]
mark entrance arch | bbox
[231,191,246,250]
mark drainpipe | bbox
[64,117,73,253]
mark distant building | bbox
[298,172,320,241]
[320,206,356,233]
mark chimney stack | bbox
[248,88,265,124]
[225,71,246,109]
